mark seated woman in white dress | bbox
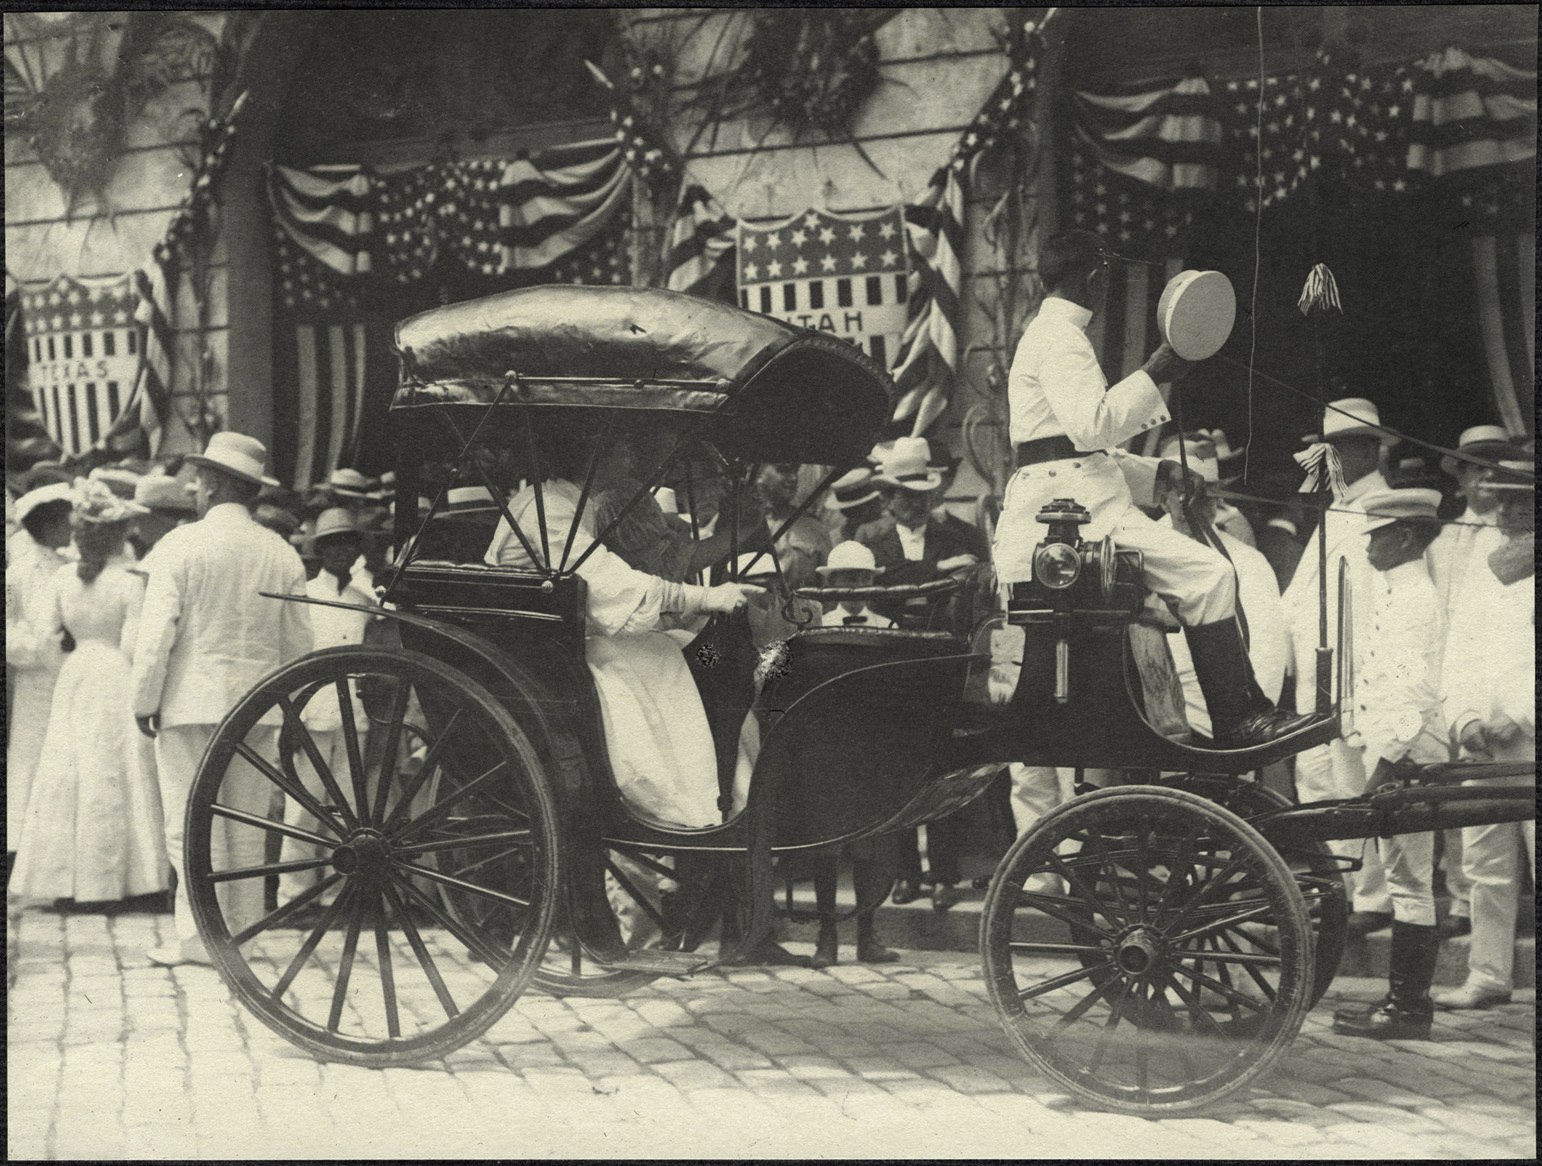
[483,434,762,830]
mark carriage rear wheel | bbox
[980,786,1311,1115]
[1182,776,1349,1008]
[186,647,560,1066]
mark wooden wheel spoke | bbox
[336,678,371,823]
[1017,959,1114,1002]
[1052,971,1121,1030]
[393,875,512,973]
[1133,829,1153,923]
[438,843,529,882]
[1016,890,1119,939]
[327,887,368,1034]
[380,710,463,833]
[1168,898,1277,945]
[393,859,531,910]
[207,856,333,884]
[1170,961,1266,1014]
[1151,832,1197,920]
[1086,978,1136,1074]
[234,740,349,840]
[231,872,345,946]
[392,828,533,857]
[1163,970,1231,1040]
[380,881,459,1020]
[1208,928,1281,999]
[1134,982,1152,1096]
[392,762,510,843]
[1081,832,1137,920]
[278,695,359,830]
[210,803,333,850]
[372,888,401,1039]
[369,680,413,826]
[1144,984,1199,1081]
[1162,856,1251,932]
[1009,941,1112,957]
[271,883,356,1000]
[1046,853,1125,932]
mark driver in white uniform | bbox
[994,231,1311,748]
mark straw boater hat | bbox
[311,506,362,544]
[731,551,780,580]
[873,437,943,492]
[439,485,499,515]
[1310,398,1394,446]
[1360,487,1441,533]
[1478,455,1535,494]
[826,467,881,511]
[816,540,883,577]
[329,468,375,501]
[186,432,281,487]
[1440,424,1515,477]
[133,472,197,514]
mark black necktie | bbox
[843,615,867,626]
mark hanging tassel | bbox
[1297,262,1342,316]
[1293,441,1347,497]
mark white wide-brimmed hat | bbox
[1315,398,1392,446]
[1478,457,1536,493]
[1440,424,1515,477]
[15,481,74,524]
[816,540,883,576]
[1360,487,1441,533]
[873,437,943,492]
[731,551,780,580]
[312,506,362,543]
[826,467,881,511]
[187,432,280,487]
[329,468,375,500]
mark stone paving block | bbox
[1333,1076,1450,1109]
[775,1053,853,1081]
[885,1040,961,1069]
[739,1028,818,1056]
[612,1035,695,1064]
[648,1058,738,1091]
[733,1067,822,1098]
[1324,1101,1447,1133]
[497,1042,568,1069]
[924,1063,1013,1095]
[630,998,694,1028]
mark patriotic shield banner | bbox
[19,274,152,458]
[736,207,910,371]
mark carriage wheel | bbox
[186,647,560,1066]
[981,786,1311,1115]
[1185,776,1349,1008]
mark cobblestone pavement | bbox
[7,909,1536,1160]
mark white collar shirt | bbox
[896,521,927,562]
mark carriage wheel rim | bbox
[185,647,561,1064]
[979,785,1312,1115]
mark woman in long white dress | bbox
[10,480,169,904]
[483,449,762,830]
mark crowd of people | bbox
[5,231,1534,1007]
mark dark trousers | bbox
[894,815,963,886]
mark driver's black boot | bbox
[1332,921,1438,1040]
[1185,619,1316,747]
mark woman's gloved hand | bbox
[704,582,765,614]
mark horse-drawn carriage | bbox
[187,286,1533,1115]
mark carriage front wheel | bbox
[186,646,561,1066]
[980,786,1311,1115]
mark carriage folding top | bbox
[391,284,892,465]
[186,284,1533,1116]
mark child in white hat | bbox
[816,541,894,628]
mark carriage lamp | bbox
[1032,541,1081,589]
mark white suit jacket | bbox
[130,503,313,728]
[1441,544,1535,747]
[996,297,1171,582]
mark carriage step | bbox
[594,949,713,977]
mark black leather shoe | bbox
[1345,910,1393,937]
[1216,708,1317,748]
[931,882,960,912]
[1332,999,1433,1040]
[811,931,838,969]
[856,940,899,964]
[1436,915,1471,939]
[891,880,920,905]
[733,940,813,968]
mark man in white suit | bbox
[1282,397,1394,934]
[131,433,313,966]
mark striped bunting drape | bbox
[1072,76,1223,193]
[266,139,630,285]
[1406,48,1536,178]
[663,184,737,298]
[290,322,369,493]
